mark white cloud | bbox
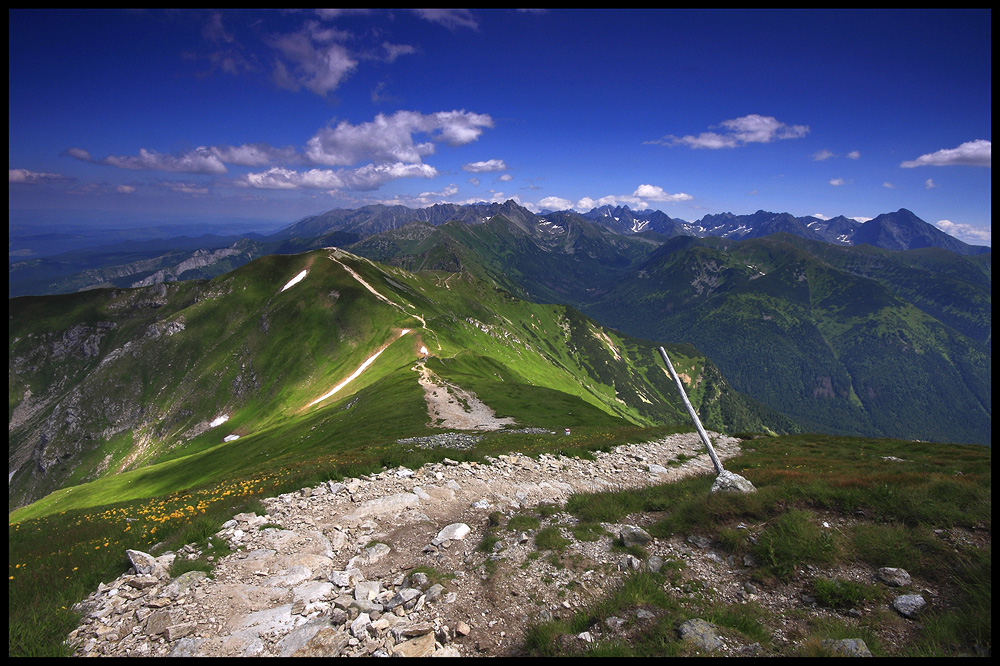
[210,144,297,167]
[417,183,459,199]
[462,158,507,173]
[9,168,71,184]
[116,184,136,194]
[242,162,437,191]
[882,182,895,189]
[925,179,938,189]
[64,143,296,175]
[934,219,991,245]
[382,41,416,62]
[829,178,845,186]
[269,22,358,97]
[100,147,229,174]
[653,114,809,149]
[813,149,835,161]
[305,110,493,166]
[411,9,478,31]
[632,183,692,202]
[811,213,831,220]
[901,139,991,168]
[498,173,513,182]
[62,147,92,161]
[846,150,860,160]
[538,196,574,211]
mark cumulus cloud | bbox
[829,178,845,186]
[498,173,513,182]
[846,150,860,160]
[934,219,991,245]
[901,139,991,168]
[116,184,136,194]
[9,168,72,184]
[462,159,507,173]
[305,110,493,166]
[652,114,809,149]
[242,162,437,191]
[882,182,895,189]
[925,179,938,189]
[538,196,574,211]
[632,183,692,202]
[813,149,835,161]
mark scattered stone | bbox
[126,550,158,576]
[392,632,436,657]
[620,524,652,546]
[678,618,724,651]
[878,567,912,587]
[433,523,471,545]
[893,594,927,618]
[293,627,351,657]
[821,638,873,657]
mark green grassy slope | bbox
[10,248,782,517]
[584,236,991,446]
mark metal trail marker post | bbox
[657,346,756,493]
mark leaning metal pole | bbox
[658,346,725,475]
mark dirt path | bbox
[414,361,516,431]
[68,432,744,657]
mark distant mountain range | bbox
[9,201,991,450]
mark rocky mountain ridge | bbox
[65,432,945,658]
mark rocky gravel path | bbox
[67,432,743,657]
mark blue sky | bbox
[8,9,992,245]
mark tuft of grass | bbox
[752,509,837,581]
[810,577,883,609]
[507,514,541,532]
[534,526,570,551]
[169,556,215,578]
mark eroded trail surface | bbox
[68,433,743,657]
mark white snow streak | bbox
[307,330,412,407]
[280,269,308,292]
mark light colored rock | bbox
[678,618,724,651]
[620,524,652,546]
[126,549,157,576]
[292,626,351,657]
[393,631,437,657]
[893,594,926,618]
[821,638,873,657]
[878,567,911,587]
[710,470,756,494]
[433,523,471,545]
